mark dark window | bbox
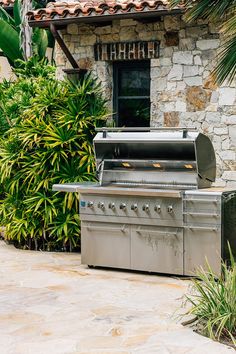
[113,61,150,127]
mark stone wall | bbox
[55,15,236,187]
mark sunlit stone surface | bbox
[0,241,233,354]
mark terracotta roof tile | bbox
[0,0,14,7]
[27,0,184,23]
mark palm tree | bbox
[170,0,236,85]
[20,0,33,59]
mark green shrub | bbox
[0,57,56,134]
[0,60,107,251]
[184,246,236,346]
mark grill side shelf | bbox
[52,183,99,193]
[53,183,183,198]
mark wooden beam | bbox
[50,23,79,69]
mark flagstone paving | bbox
[0,241,234,354]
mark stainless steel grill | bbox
[53,127,236,276]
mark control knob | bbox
[87,201,94,208]
[167,205,173,214]
[120,203,127,211]
[131,203,138,211]
[98,202,105,210]
[108,202,115,210]
[154,205,161,213]
[142,204,150,212]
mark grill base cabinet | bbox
[79,191,236,276]
[81,221,184,275]
[53,129,236,276]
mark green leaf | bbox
[0,19,23,63]
[13,0,22,29]
[32,28,48,59]
[0,6,15,27]
[213,35,236,84]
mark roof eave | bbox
[28,8,184,28]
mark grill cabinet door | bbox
[184,226,221,276]
[183,193,222,276]
[131,225,183,274]
[81,221,131,269]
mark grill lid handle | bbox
[97,127,197,139]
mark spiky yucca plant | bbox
[170,0,236,84]
[0,63,107,251]
[185,245,236,346]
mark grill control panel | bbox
[80,195,182,221]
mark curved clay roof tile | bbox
[27,0,183,22]
[0,0,14,6]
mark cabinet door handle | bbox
[136,228,178,237]
[85,224,127,233]
[183,212,220,217]
[184,225,219,232]
[185,198,218,204]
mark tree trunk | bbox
[20,0,33,59]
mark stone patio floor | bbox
[0,241,234,354]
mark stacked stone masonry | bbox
[55,15,236,187]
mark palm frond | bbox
[169,0,236,84]
[170,0,236,21]
[213,35,236,84]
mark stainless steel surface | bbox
[98,202,105,210]
[183,191,222,275]
[96,127,197,132]
[108,202,115,210]
[80,213,183,227]
[52,182,99,192]
[81,221,130,269]
[94,131,216,189]
[184,226,221,276]
[53,129,236,276]
[107,182,196,190]
[154,205,161,213]
[53,183,183,197]
[131,225,183,275]
[87,201,94,208]
[131,203,138,211]
[79,195,183,221]
[120,203,127,211]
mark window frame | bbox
[113,60,150,127]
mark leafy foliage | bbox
[170,0,236,84]
[184,246,236,346]
[0,60,107,251]
[0,56,56,134]
[0,0,53,65]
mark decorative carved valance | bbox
[94,41,160,61]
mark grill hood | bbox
[94,128,216,189]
